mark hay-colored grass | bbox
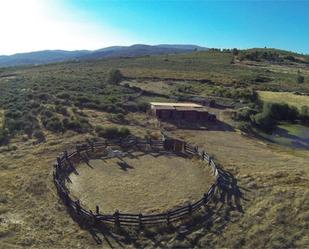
[258,91,309,109]
[67,151,214,214]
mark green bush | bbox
[236,122,252,133]
[251,102,299,132]
[33,130,46,142]
[251,111,276,132]
[0,129,9,145]
[137,102,150,112]
[55,105,69,116]
[118,127,130,137]
[63,117,91,133]
[233,107,257,122]
[106,69,124,85]
[263,103,298,121]
[297,75,305,84]
[44,117,64,133]
[300,106,309,124]
[107,113,126,123]
[96,126,130,139]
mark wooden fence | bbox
[53,137,227,228]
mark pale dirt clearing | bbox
[67,151,214,214]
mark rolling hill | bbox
[0,44,208,67]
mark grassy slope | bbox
[258,91,309,109]
[0,50,309,248]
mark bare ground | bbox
[67,151,214,214]
[0,112,309,249]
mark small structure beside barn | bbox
[150,102,216,122]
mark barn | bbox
[150,102,216,122]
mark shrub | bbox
[0,129,9,145]
[297,75,305,84]
[96,126,130,139]
[63,117,91,133]
[33,130,46,142]
[106,69,124,85]
[56,92,71,99]
[263,103,298,121]
[233,107,257,122]
[300,106,309,124]
[55,105,69,116]
[118,127,130,138]
[107,113,126,123]
[251,102,299,132]
[137,102,150,112]
[44,117,64,132]
[237,122,252,133]
[38,93,50,101]
[251,111,276,132]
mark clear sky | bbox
[0,0,308,55]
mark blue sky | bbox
[62,0,309,53]
[0,0,308,54]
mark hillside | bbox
[0,49,308,249]
[0,44,208,67]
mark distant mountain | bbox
[0,44,208,67]
[80,44,207,60]
[0,50,90,67]
[157,44,208,51]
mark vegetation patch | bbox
[258,91,309,110]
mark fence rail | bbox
[53,137,226,227]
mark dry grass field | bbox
[258,91,309,109]
[68,152,214,214]
[0,111,308,249]
[1,50,309,248]
[170,128,309,248]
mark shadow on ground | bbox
[161,119,235,132]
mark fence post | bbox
[91,141,94,152]
[166,211,170,225]
[64,150,68,161]
[53,163,59,178]
[76,145,80,157]
[92,212,97,226]
[76,200,81,215]
[114,210,120,227]
[188,202,192,214]
[96,205,99,214]
[203,193,208,204]
[57,156,62,167]
[139,213,143,228]
[195,146,198,154]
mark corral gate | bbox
[164,138,185,152]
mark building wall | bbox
[154,108,216,122]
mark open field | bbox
[258,90,309,109]
[171,128,309,248]
[1,117,308,248]
[1,49,309,248]
[68,152,214,214]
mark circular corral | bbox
[67,150,215,214]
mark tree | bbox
[106,69,124,85]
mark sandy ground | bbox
[67,151,214,214]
